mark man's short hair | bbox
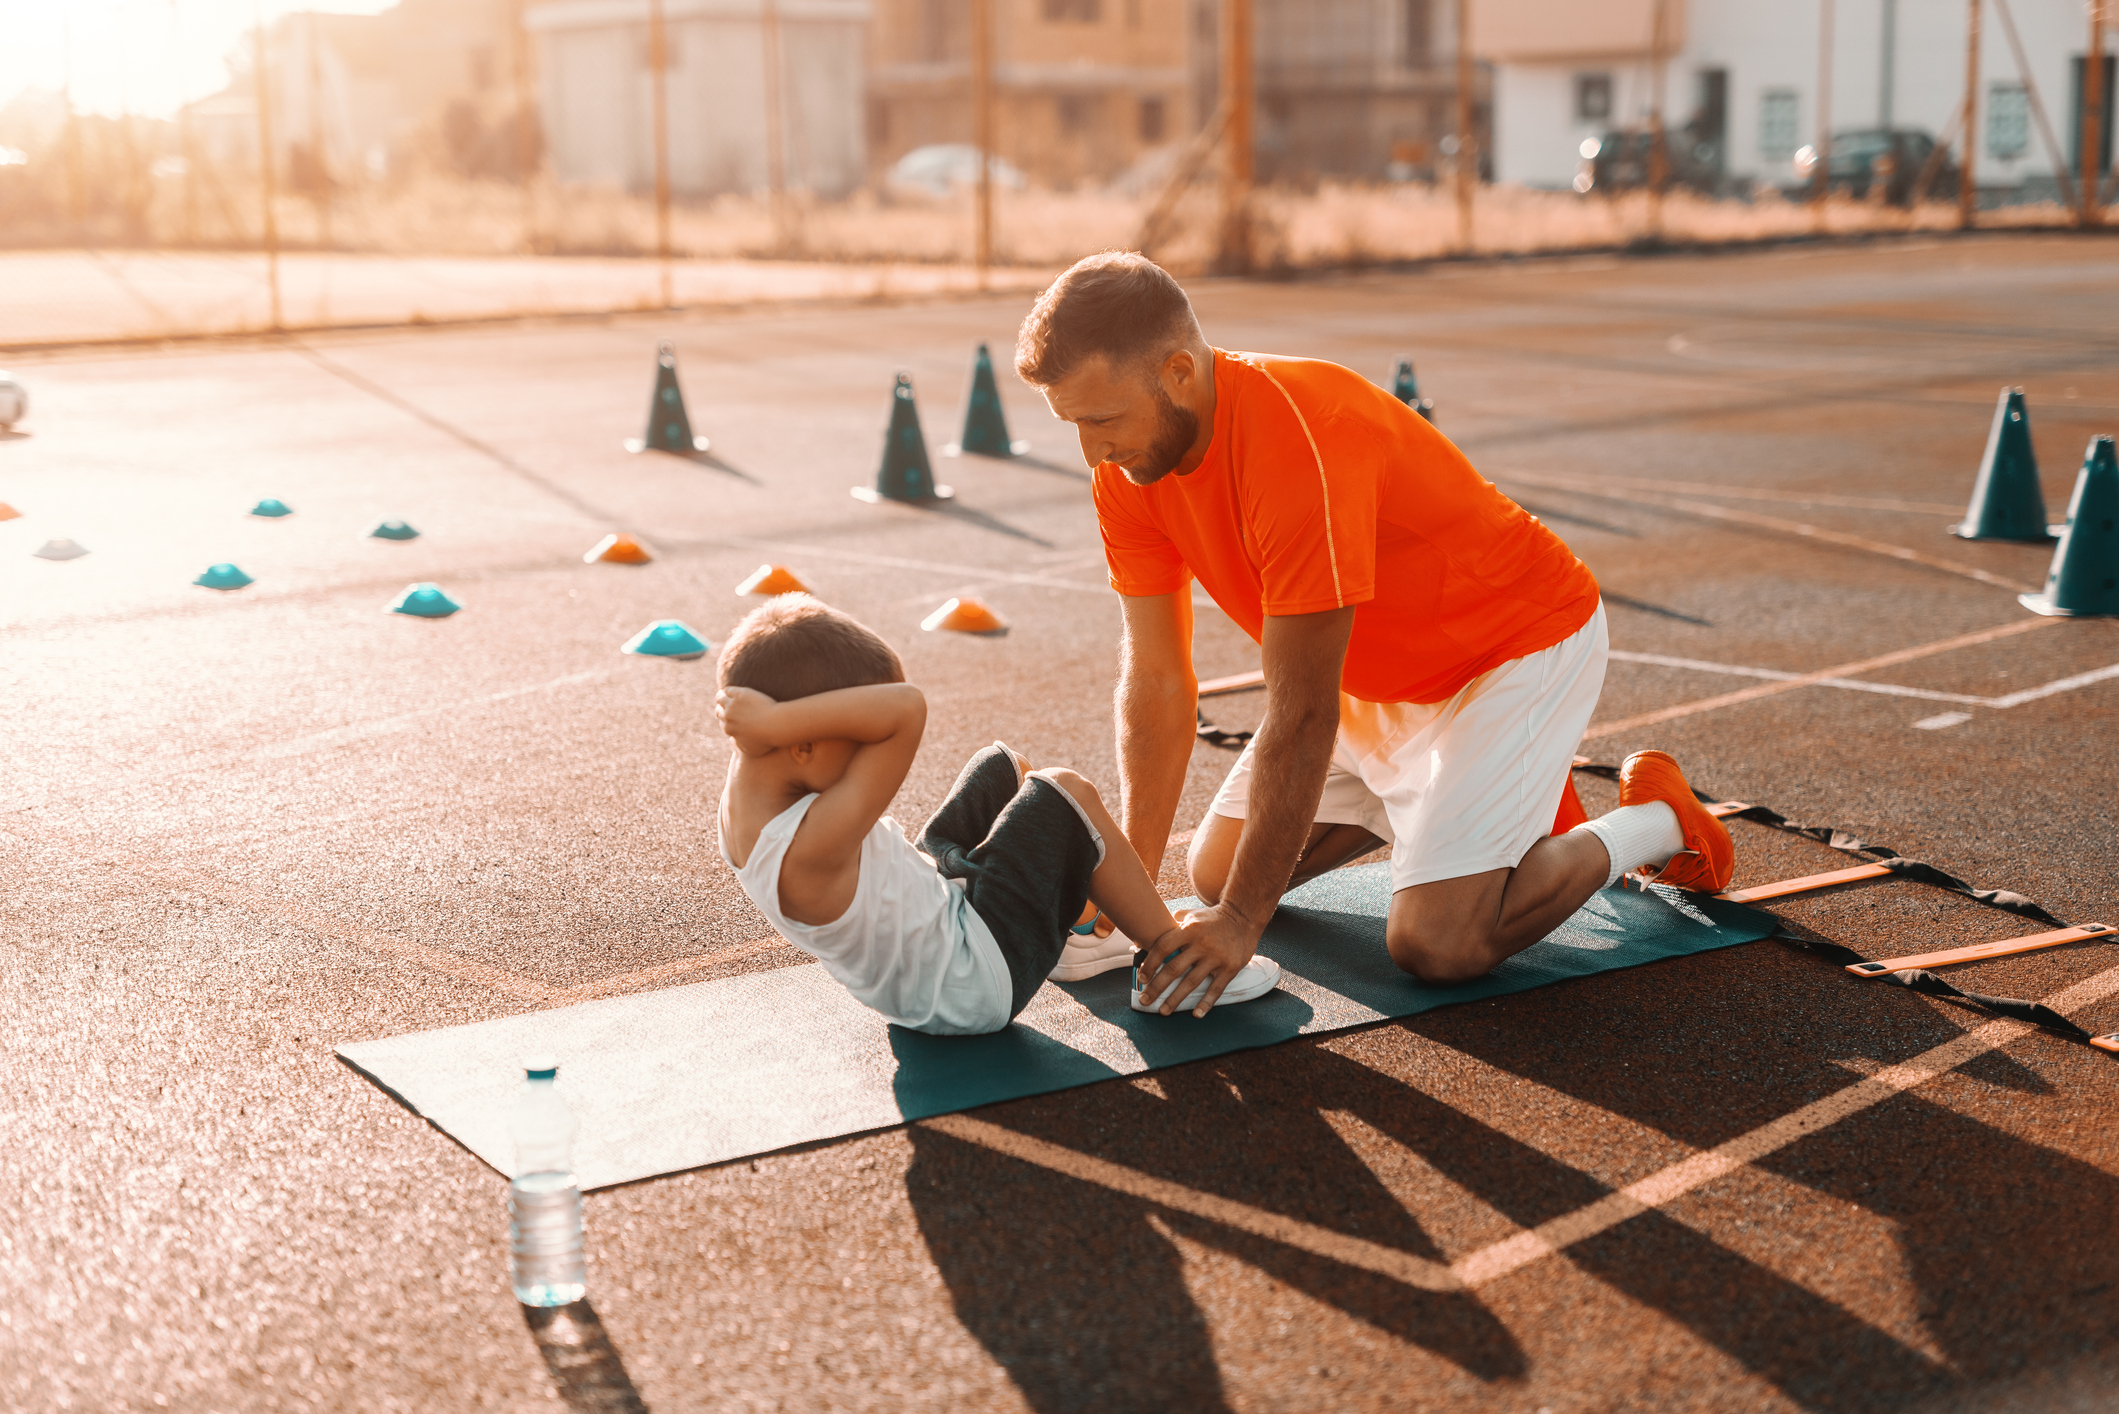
[718,594,904,701]
[1014,250,1198,388]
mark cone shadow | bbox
[522,1299,650,1414]
[1004,452,1093,482]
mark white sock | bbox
[1573,801,1685,888]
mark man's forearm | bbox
[1218,694,1338,931]
[1115,671,1195,879]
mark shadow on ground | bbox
[523,1300,650,1413]
[906,938,2119,1413]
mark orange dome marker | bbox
[0,502,19,522]
[921,596,1008,636]
[735,563,809,596]
[585,533,653,565]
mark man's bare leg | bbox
[1385,830,1612,985]
[1188,812,1384,904]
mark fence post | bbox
[1454,0,1475,253]
[253,18,283,331]
[972,0,994,283]
[1959,0,1981,229]
[1812,0,1834,230]
[1216,0,1254,274]
[649,0,673,307]
[2085,0,2107,227]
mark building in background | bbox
[181,0,529,185]
[867,0,1192,189]
[530,0,871,199]
[1244,0,1484,184]
[1484,0,2110,200]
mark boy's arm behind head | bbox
[778,684,927,877]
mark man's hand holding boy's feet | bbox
[715,686,780,756]
[1135,905,1262,1017]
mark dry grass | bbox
[122,171,2090,270]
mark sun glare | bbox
[0,0,396,120]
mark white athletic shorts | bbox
[1207,604,1608,893]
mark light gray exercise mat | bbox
[337,866,1776,1190]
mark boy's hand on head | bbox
[716,686,779,754]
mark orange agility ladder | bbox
[1843,923,2114,977]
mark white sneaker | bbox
[1130,954,1282,1014]
[1048,929,1137,981]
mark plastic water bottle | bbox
[506,1056,586,1307]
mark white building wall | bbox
[531,0,869,198]
[1492,0,2102,192]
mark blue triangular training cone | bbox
[250,498,294,518]
[1390,356,1435,424]
[2020,436,2119,618]
[946,343,1029,459]
[621,618,711,660]
[194,563,253,591]
[1954,388,2054,542]
[369,519,420,541]
[853,373,952,504]
[387,582,461,618]
[625,342,709,455]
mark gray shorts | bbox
[918,745,1106,1018]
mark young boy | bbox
[714,595,1281,1033]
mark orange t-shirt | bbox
[1094,350,1601,705]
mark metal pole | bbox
[972,0,994,283]
[1812,0,1834,229]
[253,14,282,331]
[2084,0,2107,226]
[1216,0,1254,274]
[1647,0,1669,240]
[1959,0,1980,229]
[1454,0,1474,253]
[307,13,330,247]
[515,0,539,251]
[762,0,791,253]
[649,0,673,308]
[1879,0,1896,128]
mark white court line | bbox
[1608,650,2119,710]
[926,959,2119,1296]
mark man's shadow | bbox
[905,938,2119,1412]
[906,1045,1531,1414]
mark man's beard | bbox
[1121,382,1201,486]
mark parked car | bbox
[1790,128,1958,204]
[1577,128,1724,196]
[883,144,1028,200]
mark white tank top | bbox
[722,794,1012,1035]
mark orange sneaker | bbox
[1616,750,1734,893]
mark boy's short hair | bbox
[718,594,904,701]
[1014,250,1198,388]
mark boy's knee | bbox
[1036,766,1098,808]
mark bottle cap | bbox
[524,1056,558,1080]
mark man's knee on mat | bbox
[1385,922,1503,985]
[1185,812,1242,905]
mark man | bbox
[1015,252,1735,1015]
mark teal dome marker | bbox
[621,619,710,659]
[369,519,420,541]
[387,582,461,617]
[194,563,254,590]
[250,498,294,518]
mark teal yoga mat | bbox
[338,866,1776,1190]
